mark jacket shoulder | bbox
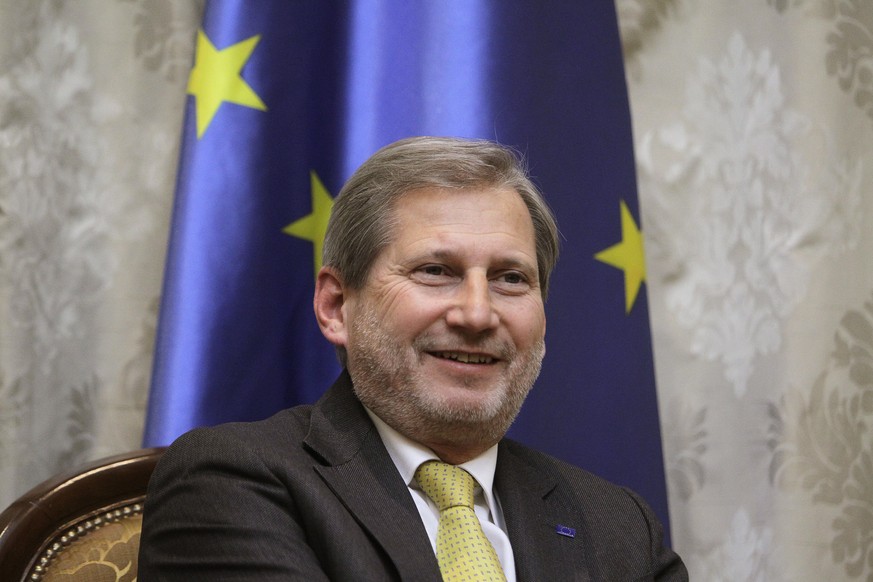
[158,405,315,473]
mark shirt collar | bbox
[365,407,500,514]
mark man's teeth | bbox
[438,352,493,364]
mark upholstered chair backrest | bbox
[0,448,165,582]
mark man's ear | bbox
[314,266,349,348]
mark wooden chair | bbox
[0,448,165,582]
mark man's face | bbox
[343,186,546,450]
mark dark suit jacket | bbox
[138,371,687,581]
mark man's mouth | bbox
[433,351,495,364]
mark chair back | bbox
[0,448,165,582]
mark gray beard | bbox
[346,304,545,452]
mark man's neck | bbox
[425,442,490,465]
[363,405,499,466]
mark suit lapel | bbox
[303,373,441,581]
[496,442,593,582]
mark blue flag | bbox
[144,0,671,537]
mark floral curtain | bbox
[618,0,873,579]
[0,0,201,507]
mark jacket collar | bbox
[303,371,442,581]
[496,441,594,582]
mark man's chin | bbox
[419,398,523,451]
[420,385,505,420]
[415,386,530,439]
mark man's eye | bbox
[499,272,526,285]
[420,265,448,277]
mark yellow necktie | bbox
[415,461,507,582]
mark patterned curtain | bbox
[618,1,873,580]
[0,1,202,508]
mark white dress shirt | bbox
[365,408,517,581]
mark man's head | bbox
[322,136,559,303]
[314,136,560,462]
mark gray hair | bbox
[323,136,559,297]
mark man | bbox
[139,137,687,580]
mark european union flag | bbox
[144,0,671,536]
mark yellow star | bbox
[284,171,334,278]
[187,30,267,138]
[594,200,647,313]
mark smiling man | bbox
[139,137,687,581]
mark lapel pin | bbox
[555,524,576,538]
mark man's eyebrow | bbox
[398,249,454,265]
[496,258,540,282]
[404,248,538,274]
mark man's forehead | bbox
[389,186,528,230]
[382,186,538,260]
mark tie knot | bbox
[415,460,477,511]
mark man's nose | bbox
[445,274,499,332]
